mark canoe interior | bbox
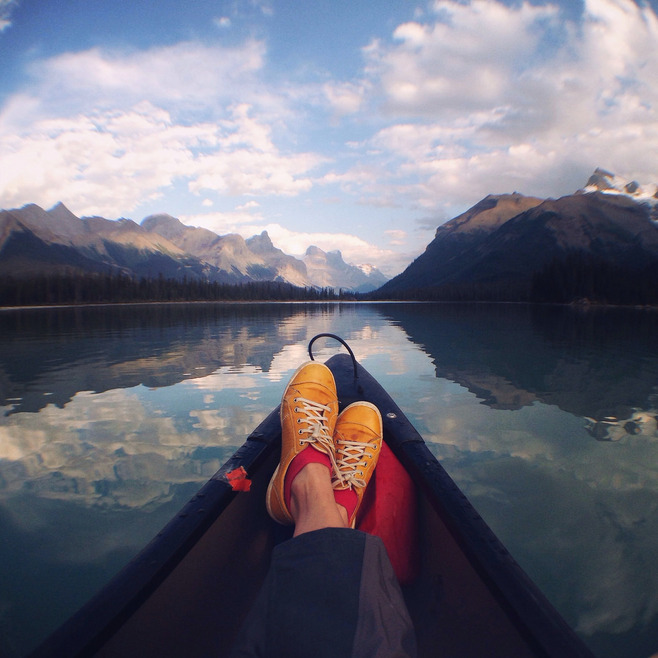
[32,354,593,658]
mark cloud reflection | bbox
[0,303,401,513]
[1,303,658,655]
[0,387,233,508]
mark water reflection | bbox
[0,304,396,511]
[373,304,658,657]
[379,303,658,440]
[0,303,340,414]
[1,302,658,657]
[0,303,337,655]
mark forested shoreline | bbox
[367,251,658,306]
[3,251,658,307]
[0,273,352,306]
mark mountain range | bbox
[2,168,658,303]
[376,168,658,303]
[0,205,388,293]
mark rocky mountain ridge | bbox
[583,167,658,218]
[376,169,658,303]
[0,204,388,292]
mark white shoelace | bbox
[333,439,374,489]
[293,396,343,482]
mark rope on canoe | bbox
[308,333,359,380]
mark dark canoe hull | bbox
[32,354,594,658]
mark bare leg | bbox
[289,463,349,536]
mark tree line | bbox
[530,252,658,305]
[3,251,657,307]
[0,272,355,306]
[366,250,658,306]
[366,280,530,303]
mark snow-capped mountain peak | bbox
[583,168,658,214]
[357,263,376,276]
[302,245,388,292]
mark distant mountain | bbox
[583,167,658,219]
[141,213,386,289]
[375,170,658,303]
[303,246,388,293]
[141,213,301,284]
[0,203,214,281]
[245,231,309,286]
[0,204,389,292]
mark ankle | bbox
[335,502,350,527]
[284,448,332,513]
[290,463,332,505]
[290,464,347,534]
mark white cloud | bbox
[323,81,366,116]
[356,0,658,213]
[28,40,267,118]
[189,104,322,197]
[0,100,322,216]
[179,207,265,235]
[213,16,231,29]
[0,104,197,215]
[0,39,323,215]
[236,200,260,210]
[367,0,560,117]
[385,229,407,246]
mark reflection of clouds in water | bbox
[352,323,428,377]
[0,320,426,508]
[417,391,658,639]
[3,304,658,650]
[189,406,268,441]
[571,490,658,636]
[269,343,311,378]
[0,385,267,510]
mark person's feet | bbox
[266,361,339,525]
[266,362,383,532]
[332,401,383,527]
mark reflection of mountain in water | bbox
[0,303,334,414]
[377,303,658,434]
[0,302,385,515]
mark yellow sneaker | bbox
[332,401,383,527]
[266,361,339,525]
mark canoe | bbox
[31,336,595,658]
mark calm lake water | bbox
[1,302,658,657]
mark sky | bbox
[1,0,658,276]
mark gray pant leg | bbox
[353,533,417,657]
[229,528,416,658]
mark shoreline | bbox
[2,299,658,312]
